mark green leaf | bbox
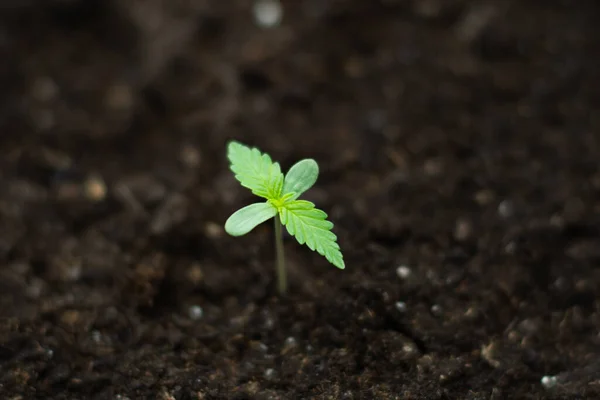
[225,202,277,236]
[279,200,345,269]
[283,159,319,199]
[227,141,284,199]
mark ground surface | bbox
[1,0,600,399]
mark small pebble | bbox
[474,189,494,205]
[342,391,354,399]
[264,368,275,379]
[396,265,412,279]
[25,277,45,299]
[180,145,202,167]
[64,263,82,281]
[454,218,472,241]
[395,301,407,312]
[541,375,558,389]
[186,264,204,285]
[402,344,416,354]
[430,304,442,316]
[84,175,107,201]
[498,200,514,218]
[105,83,134,111]
[188,305,204,320]
[204,222,223,239]
[553,276,567,291]
[517,318,539,335]
[253,0,283,28]
[263,312,275,329]
[257,342,268,352]
[60,310,80,327]
[91,330,102,343]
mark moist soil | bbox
[1,1,600,399]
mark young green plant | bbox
[224,141,345,294]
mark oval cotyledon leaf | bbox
[283,159,319,199]
[225,202,278,236]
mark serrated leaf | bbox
[279,200,345,269]
[283,159,319,200]
[225,202,277,236]
[227,141,284,199]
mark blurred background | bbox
[1,0,600,398]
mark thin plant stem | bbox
[274,214,286,294]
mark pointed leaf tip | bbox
[279,199,345,270]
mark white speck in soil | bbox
[381,291,390,302]
[258,342,268,352]
[264,316,275,330]
[264,368,275,379]
[541,375,558,388]
[84,175,107,201]
[91,330,102,343]
[453,218,472,241]
[498,200,514,218]
[403,344,416,354]
[553,276,568,291]
[342,390,354,399]
[396,265,412,279]
[65,263,82,281]
[517,318,540,335]
[188,305,204,320]
[203,222,223,239]
[179,145,202,168]
[430,304,442,316]
[253,0,282,28]
[25,277,45,299]
[464,307,478,318]
[284,337,296,347]
[395,301,407,312]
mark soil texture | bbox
[1,1,600,399]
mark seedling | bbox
[224,141,345,294]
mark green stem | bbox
[274,214,286,294]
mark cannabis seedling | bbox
[224,141,345,294]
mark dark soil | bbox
[2,0,600,399]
